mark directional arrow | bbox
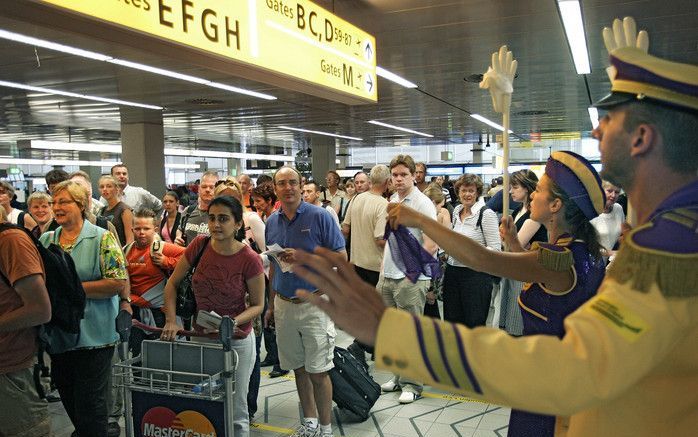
[363,41,373,61]
[364,73,374,93]
[358,72,363,81]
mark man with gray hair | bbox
[342,164,389,287]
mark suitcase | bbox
[329,346,381,421]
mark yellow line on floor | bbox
[421,391,488,404]
[251,422,294,433]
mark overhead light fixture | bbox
[27,140,295,162]
[164,148,295,162]
[588,107,599,129]
[557,0,591,74]
[0,80,162,110]
[278,126,363,141]
[0,28,276,101]
[470,114,513,133]
[376,67,418,89]
[367,120,433,138]
[30,140,122,153]
[0,157,198,169]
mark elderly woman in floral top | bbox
[39,180,127,437]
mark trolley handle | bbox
[132,317,236,351]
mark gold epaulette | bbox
[607,218,698,297]
[533,242,574,272]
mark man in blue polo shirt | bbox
[265,166,346,437]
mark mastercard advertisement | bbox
[132,392,225,437]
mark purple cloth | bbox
[384,223,442,283]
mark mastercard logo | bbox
[141,406,217,437]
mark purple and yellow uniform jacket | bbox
[375,179,698,437]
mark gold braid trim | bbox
[607,240,698,297]
[533,242,574,272]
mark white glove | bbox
[479,45,518,114]
[602,17,649,80]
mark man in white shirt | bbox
[378,155,437,404]
[302,181,341,230]
[107,164,162,215]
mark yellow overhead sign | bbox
[38,0,377,103]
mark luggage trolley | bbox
[114,311,238,437]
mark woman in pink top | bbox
[161,196,264,437]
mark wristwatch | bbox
[120,296,132,304]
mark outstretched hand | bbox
[479,45,518,114]
[293,247,386,345]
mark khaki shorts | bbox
[274,295,336,374]
[378,275,430,315]
[0,367,51,437]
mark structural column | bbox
[310,134,336,184]
[120,107,166,196]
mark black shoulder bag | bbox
[176,236,210,319]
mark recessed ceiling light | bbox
[376,67,418,89]
[470,114,513,133]
[278,126,363,141]
[588,107,599,129]
[368,120,433,138]
[0,28,277,100]
[0,79,162,110]
[557,0,591,74]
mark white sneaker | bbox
[380,378,400,392]
[398,390,421,404]
[289,424,319,437]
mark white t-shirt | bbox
[591,203,625,251]
[382,187,437,280]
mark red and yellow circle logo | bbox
[141,406,216,436]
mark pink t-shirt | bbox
[186,236,264,337]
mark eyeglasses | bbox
[275,179,299,188]
[52,200,76,207]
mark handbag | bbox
[176,237,210,319]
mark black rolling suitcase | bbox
[329,346,381,421]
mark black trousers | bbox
[51,346,115,437]
[353,265,381,354]
[247,334,262,417]
[443,264,492,328]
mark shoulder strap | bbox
[17,211,26,228]
[95,215,109,230]
[180,204,197,231]
[477,207,488,246]
[191,236,210,269]
[123,242,135,258]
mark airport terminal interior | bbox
[1,1,696,437]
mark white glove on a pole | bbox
[602,17,649,81]
[479,45,518,114]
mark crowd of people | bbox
[1,148,634,437]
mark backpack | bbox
[0,223,86,353]
[178,204,198,245]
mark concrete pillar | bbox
[119,107,166,197]
[310,134,336,183]
[78,151,104,195]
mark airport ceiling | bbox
[0,0,696,162]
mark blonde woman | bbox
[99,175,134,245]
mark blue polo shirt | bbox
[266,201,345,297]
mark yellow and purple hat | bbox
[594,47,698,112]
[545,151,605,220]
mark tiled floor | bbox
[49,327,510,437]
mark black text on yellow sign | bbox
[39,0,377,102]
